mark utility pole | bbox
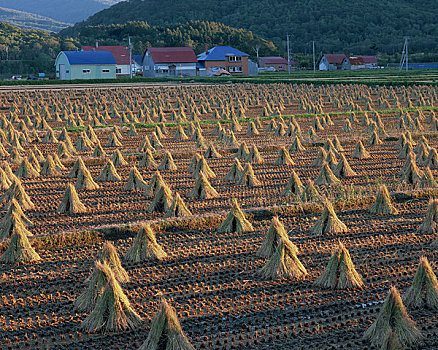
[399,37,408,72]
[128,35,133,78]
[287,34,290,74]
[312,40,316,73]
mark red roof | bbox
[146,47,197,63]
[359,56,377,64]
[260,56,293,65]
[82,46,131,65]
[323,54,346,64]
[347,56,365,65]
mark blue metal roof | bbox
[197,46,249,61]
[132,55,143,65]
[62,51,116,65]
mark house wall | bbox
[55,53,71,80]
[319,56,340,71]
[261,63,288,71]
[202,57,249,75]
[341,59,351,70]
[116,64,131,76]
[70,65,116,80]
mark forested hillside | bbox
[76,21,279,57]
[0,23,78,77]
[62,0,438,54]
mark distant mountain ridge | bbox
[61,0,438,54]
[0,7,70,32]
[0,0,124,24]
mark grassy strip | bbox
[0,230,103,253]
[56,105,438,133]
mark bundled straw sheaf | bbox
[57,183,87,214]
[418,199,438,238]
[217,199,254,233]
[123,167,147,191]
[81,264,142,333]
[404,256,438,310]
[368,185,398,215]
[138,297,194,350]
[188,171,219,199]
[0,229,40,264]
[75,260,113,312]
[310,201,348,235]
[257,238,307,280]
[125,225,167,262]
[363,286,422,349]
[281,170,303,197]
[257,216,298,258]
[314,242,364,289]
[165,192,192,218]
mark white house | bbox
[319,54,346,71]
[142,47,198,77]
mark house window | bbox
[228,56,242,62]
[116,68,122,74]
[82,69,90,73]
[158,69,169,73]
[66,70,70,73]
[102,69,110,73]
[228,66,243,73]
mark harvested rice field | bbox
[0,83,438,350]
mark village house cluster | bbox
[319,54,378,70]
[54,44,378,80]
[55,44,267,80]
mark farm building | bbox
[132,55,143,75]
[342,56,366,70]
[55,51,116,80]
[142,47,198,77]
[342,56,378,70]
[197,46,253,76]
[259,56,295,71]
[319,54,346,71]
[82,44,132,76]
[361,56,378,68]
